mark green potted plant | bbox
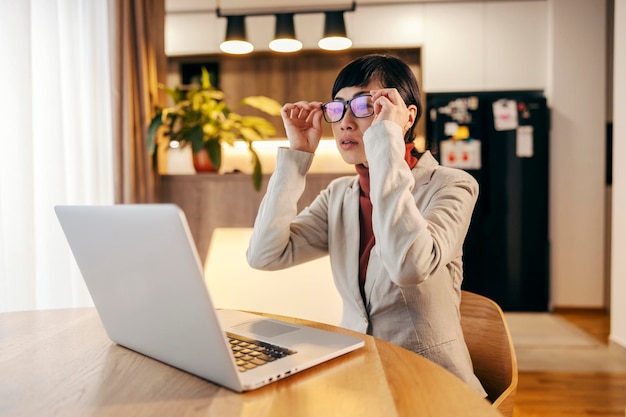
[147,67,282,191]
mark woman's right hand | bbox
[280,101,324,153]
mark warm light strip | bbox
[230,138,337,151]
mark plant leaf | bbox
[147,114,163,154]
[239,126,262,142]
[248,146,262,191]
[188,125,205,154]
[219,130,237,146]
[198,89,224,102]
[206,139,222,169]
[241,116,276,138]
[201,66,212,90]
[160,83,184,104]
[241,96,282,116]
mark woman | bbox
[246,54,486,396]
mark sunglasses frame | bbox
[321,94,374,123]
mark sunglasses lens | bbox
[324,102,345,122]
[351,95,374,118]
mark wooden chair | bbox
[460,290,518,417]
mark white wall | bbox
[164,1,610,310]
[610,0,626,348]
[422,1,547,91]
[547,0,607,308]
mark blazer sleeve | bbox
[246,147,330,270]
[364,121,479,287]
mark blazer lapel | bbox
[341,179,369,315]
[413,151,439,189]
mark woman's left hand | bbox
[370,88,412,133]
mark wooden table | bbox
[0,308,502,417]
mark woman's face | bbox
[331,81,383,166]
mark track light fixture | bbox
[318,11,352,51]
[217,3,355,55]
[220,15,254,54]
[269,14,302,53]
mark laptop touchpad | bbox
[231,320,300,338]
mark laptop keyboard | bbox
[227,332,297,372]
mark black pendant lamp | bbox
[269,13,302,53]
[220,15,254,54]
[318,11,352,51]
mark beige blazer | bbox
[248,122,486,396]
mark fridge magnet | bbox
[440,99,472,124]
[440,139,482,170]
[493,99,518,131]
[444,122,459,137]
[452,125,470,140]
[451,98,472,124]
[467,96,479,110]
[516,125,534,157]
[518,101,531,119]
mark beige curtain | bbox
[110,0,167,203]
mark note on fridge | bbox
[493,99,518,131]
[516,125,534,158]
[440,139,482,170]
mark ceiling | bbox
[165,0,522,14]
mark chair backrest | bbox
[460,290,518,417]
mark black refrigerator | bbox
[425,91,550,311]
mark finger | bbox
[281,103,300,119]
[373,94,389,115]
[371,88,402,105]
[285,102,318,119]
[305,107,324,123]
[309,108,324,130]
[296,101,323,118]
[291,101,321,113]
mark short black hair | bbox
[331,54,422,144]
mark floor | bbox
[512,310,626,417]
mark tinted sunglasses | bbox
[321,94,374,123]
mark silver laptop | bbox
[54,204,363,392]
